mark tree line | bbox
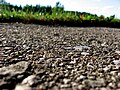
[0,0,119,28]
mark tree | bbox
[52,2,64,14]
[0,0,7,10]
[0,0,6,4]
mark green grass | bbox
[0,2,120,28]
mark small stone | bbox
[1,38,6,41]
[115,51,120,55]
[113,60,120,65]
[71,82,78,90]
[60,84,71,88]
[37,85,46,90]
[22,75,40,86]
[108,83,115,88]
[87,63,94,69]
[4,47,13,50]
[51,86,59,90]
[82,79,106,88]
[111,76,116,82]
[15,84,32,90]
[88,75,96,80]
[101,42,107,47]
[23,45,27,48]
[17,75,24,80]
[74,46,90,51]
[81,52,89,56]
[113,42,119,45]
[49,81,55,87]
[100,87,108,90]
[110,71,118,76]
[67,52,74,55]
[3,41,7,44]
[103,67,110,72]
[118,72,120,77]
[76,75,86,82]
[67,65,73,69]
[49,73,55,77]
[71,82,78,87]
[74,46,83,51]
[70,60,76,64]
[64,47,73,50]
[63,78,71,84]
[78,85,86,90]
[117,82,120,88]
[59,63,64,66]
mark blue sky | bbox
[5,0,120,18]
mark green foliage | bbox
[0,1,120,27]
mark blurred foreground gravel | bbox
[0,23,120,90]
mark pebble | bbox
[110,71,118,76]
[115,50,120,55]
[51,86,59,90]
[37,85,46,90]
[63,78,71,84]
[1,38,6,41]
[78,85,86,90]
[70,60,76,64]
[60,84,71,88]
[76,75,86,82]
[108,82,115,88]
[67,65,73,69]
[103,67,110,72]
[64,47,73,50]
[82,79,106,88]
[49,81,55,87]
[22,75,40,86]
[101,42,107,47]
[15,84,32,90]
[49,73,55,77]
[113,60,120,65]
[81,52,90,56]
[74,45,90,51]
[100,87,108,90]
[117,83,120,88]
[4,46,13,50]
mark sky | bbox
[5,0,120,18]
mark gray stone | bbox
[81,52,90,56]
[22,75,40,86]
[15,84,32,90]
[63,78,71,84]
[103,66,110,72]
[64,47,74,50]
[76,75,86,82]
[4,46,13,50]
[78,85,86,90]
[74,45,90,51]
[113,60,120,65]
[0,61,30,76]
[60,84,71,88]
[115,50,120,55]
[82,79,106,88]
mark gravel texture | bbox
[0,23,120,90]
